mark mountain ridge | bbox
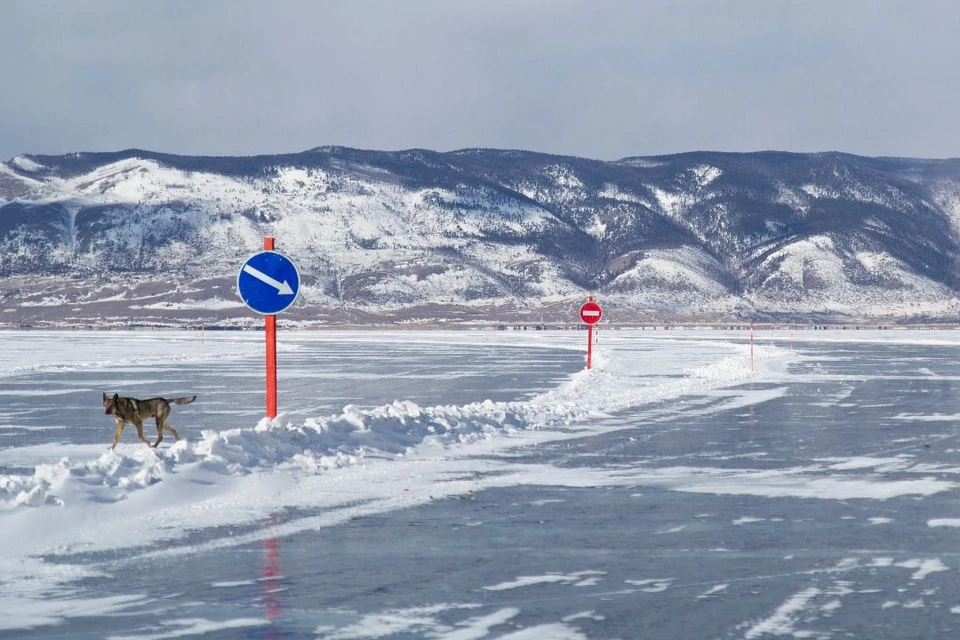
[2,147,959,328]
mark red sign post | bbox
[579,295,603,369]
[237,237,300,419]
[263,237,278,418]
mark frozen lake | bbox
[2,328,960,639]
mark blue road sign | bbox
[237,250,301,315]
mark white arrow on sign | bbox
[242,264,295,295]
[582,310,601,317]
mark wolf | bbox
[102,393,196,449]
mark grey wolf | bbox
[102,393,196,449]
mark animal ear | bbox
[103,392,107,400]
[113,393,119,402]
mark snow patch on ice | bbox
[624,578,673,593]
[895,412,960,422]
[483,571,605,591]
[317,603,486,639]
[0,592,146,632]
[496,623,589,639]
[744,587,820,639]
[929,518,960,528]
[698,584,729,599]
[107,617,269,640]
[895,558,949,580]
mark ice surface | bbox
[1,328,960,638]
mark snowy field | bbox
[1,327,960,639]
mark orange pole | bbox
[587,324,593,370]
[264,236,278,418]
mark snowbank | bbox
[0,338,771,510]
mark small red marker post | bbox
[263,237,278,418]
[579,296,603,369]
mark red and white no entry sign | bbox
[579,296,602,370]
[580,300,603,325]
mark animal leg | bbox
[152,405,175,448]
[154,417,179,447]
[152,418,164,448]
[109,419,125,449]
[134,420,150,446]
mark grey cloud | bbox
[2,0,959,160]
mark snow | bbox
[895,558,950,581]
[613,466,952,500]
[801,178,903,208]
[130,298,246,311]
[4,155,574,315]
[107,618,270,640]
[930,180,960,238]
[698,584,729,599]
[10,155,46,172]
[3,328,960,635]
[607,246,730,300]
[0,329,750,631]
[0,160,47,197]
[744,587,820,639]
[691,164,722,187]
[0,334,769,513]
[624,578,673,593]
[310,604,588,640]
[928,518,960,528]
[483,572,605,591]
[649,185,694,220]
[750,233,951,313]
[597,183,650,206]
[775,183,810,213]
[758,234,845,286]
[5,152,960,325]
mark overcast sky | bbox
[2,0,959,161]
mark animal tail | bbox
[169,395,197,405]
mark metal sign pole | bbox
[237,237,300,420]
[587,323,593,370]
[263,236,278,418]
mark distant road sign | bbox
[579,300,603,325]
[237,251,301,315]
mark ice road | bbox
[1,328,960,639]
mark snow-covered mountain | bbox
[2,147,959,327]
